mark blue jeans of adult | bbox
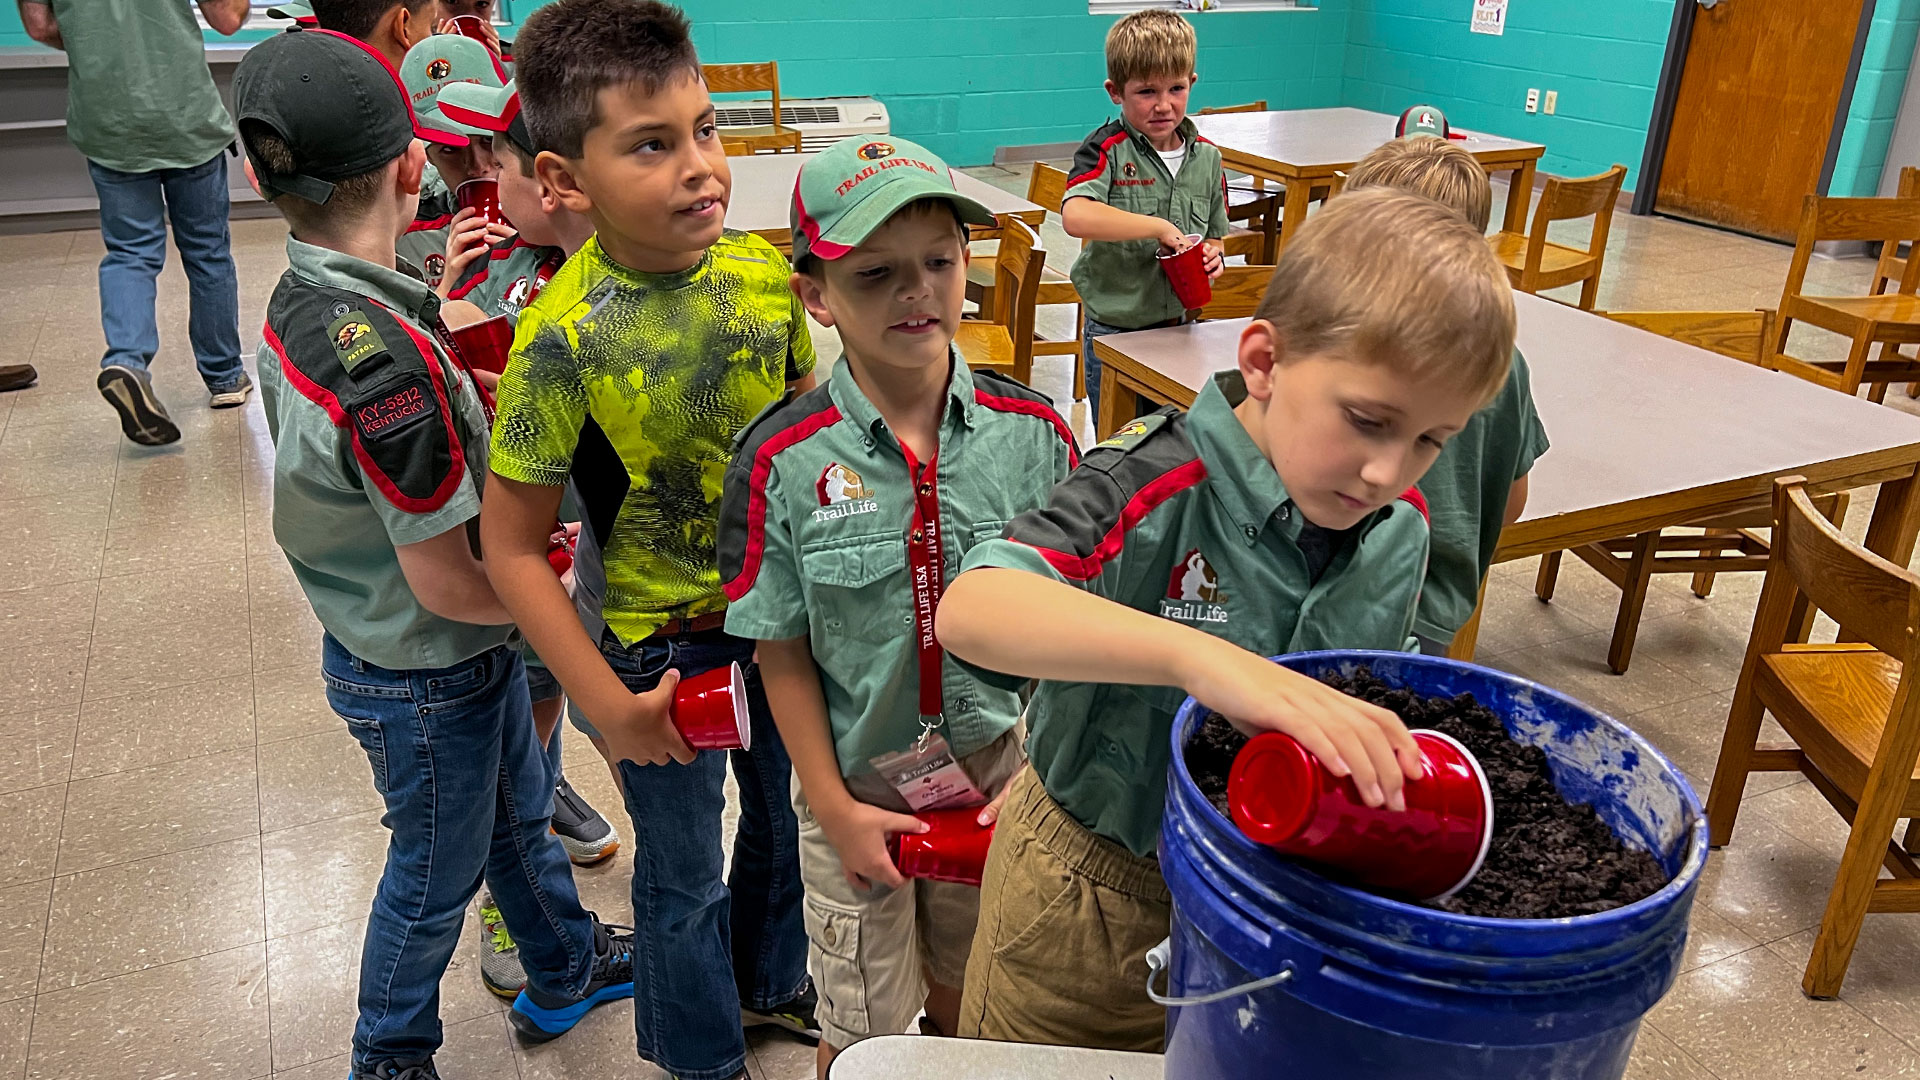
[601,627,807,1080]
[86,153,245,392]
[322,635,599,1071]
[1083,314,1181,429]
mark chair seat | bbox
[1785,293,1920,338]
[1489,232,1602,290]
[1760,646,1920,799]
[954,320,1014,370]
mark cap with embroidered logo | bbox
[1396,104,1450,139]
[235,26,457,205]
[438,79,535,159]
[265,0,317,26]
[790,135,996,264]
[400,34,508,142]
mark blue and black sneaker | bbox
[508,918,636,1043]
[351,1058,439,1080]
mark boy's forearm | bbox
[756,636,855,815]
[1062,197,1180,245]
[936,567,1220,693]
[17,1,62,48]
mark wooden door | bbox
[1656,0,1865,240]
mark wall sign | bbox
[1471,0,1507,35]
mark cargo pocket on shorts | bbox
[803,894,870,1037]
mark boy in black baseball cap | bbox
[235,28,633,1080]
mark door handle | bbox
[1697,0,1723,7]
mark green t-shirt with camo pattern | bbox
[488,230,816,646]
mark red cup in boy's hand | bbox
[456,178,505,229]
[442,14,500,53]
[1158,232,1213,310]
[672,662,751,750]
[889,808,995,887]
[448,313,514,375]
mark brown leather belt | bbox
[648,611,728,638]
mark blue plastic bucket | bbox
[1159,651,1707,1080]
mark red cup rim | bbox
[1155,233,1206,262]
[1411,727,1495,902]
[726,661,751,751]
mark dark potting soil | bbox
[1183,666,1669,919]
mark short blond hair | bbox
[1344,138,1494,232]
[1106,9,1196,87]
[1254,188,1514,406]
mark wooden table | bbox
[724,152,1045,253]
[1192,107,1548,252]
[831,1035,1163,1079]
[1091,293,1920,655]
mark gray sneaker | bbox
[476,891,527,999]
[208,372,253,409]
[97,364,180,446]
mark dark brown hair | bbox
[311,0,437,43]
[239,119,392,233]
[515,0,701,159]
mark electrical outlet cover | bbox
[1544,90,1558,115]
[1525,88,1539,114]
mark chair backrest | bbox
[1601,309,1775,365]
[1028,163,1069,217]
[1199,101,1268,115]
[1198,265,1274,321]
[1523,164,1626,247]
[991,216,1046,374]
[1784,193,1920,301]
[1763,477,1920,660]
[702,62,781,124]
[1870,167,1920,294]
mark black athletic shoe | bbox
[351,1058,440,1080]
[741,983,823,1042]
[97,364,180,446]
[550,775,620,865]
[508,918,636,1043]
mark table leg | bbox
[1276,180,1313,258]
[1502,160,1538,234]
[1864,467,1920,568]
[1097,368,1139,441]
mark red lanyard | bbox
[900,441,945,722]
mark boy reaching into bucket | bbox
[934,189,1518,1051]
[718,136,1079,1078]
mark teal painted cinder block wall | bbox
[1832,0,1920,197]
[1339,0,1673,187]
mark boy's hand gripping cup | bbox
[444,14,498,53]
[671,662,752,751]
[456,177,506,229]
[889,808,995,887]
[1157,233,1213,311]
[1226,728,1493,901]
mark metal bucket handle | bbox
[1144,937,1295,1007]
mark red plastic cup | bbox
[1157,233,1213,311]
[449,314,514,375]
[444,14,497,51]
[1226,728,1493,901]
[889,808,995,886]
[456,178,506,229]
[545,532,573,576]
[672,662,751,751]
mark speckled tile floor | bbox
[0,166,1915,1079]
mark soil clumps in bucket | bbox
[1184,666,1669,918]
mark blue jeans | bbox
[602,628,807,1080]
[86,153,244,392]
[322,635,598,1070]
[1082,315,1135,423]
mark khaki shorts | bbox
[957,768,1172,1053]
[794,727,1025,1050]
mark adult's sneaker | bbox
[741,983,823,1043]
[508,918,635,1043]
[208,371,253,409]
[351,1058,440,1080]
[97,364,180,446]
[551,775,620,865]
[476,892,527,999]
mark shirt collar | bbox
[284,237,442,326]
[827,350,979,454]
[1119,115,1200,152]
[1186,371,1302,546]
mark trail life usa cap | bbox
[234,27,459,204]
[400,34,508,141]
[265,0,318,26]
[438,80,535,159]
[791,136,996,264]
[1396,104,1451,139]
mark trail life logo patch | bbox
[1160,548,1228,624]
[857,141,894,161]
[813,463,879,523]
[426,58,452,80]
[504,277,532,311]
[1122,161,1138,178]
[327,311,387,371]
[424,252,447,284]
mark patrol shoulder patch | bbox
[1094,411,1169,451]
[328,310,387,371]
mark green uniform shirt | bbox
[959,374,1431,857]
[1064,116,1230,329]
[44,0,235,175]
[489,230,817,647]
[718,355,1078,777]
[257,238,511,671]
[399,173,456,289]
[446,236,565,323]
[1412,349,1551,644]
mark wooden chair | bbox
[1489,164,1627,310]
[721,139,755,157]
[1534,310,1848,674]
[1706,477,1920,999]
[1768,192,1920,401]
[1196,264,1274,321]
[1871,166,1920,296]
[959,216,1045,385]
[970,168,1085,394]
[702,62,802,154]
[1201,101,1281,263]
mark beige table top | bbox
[831,1035,1163,1079]
[1193,107,1545,177]
[1092,292,1920,558]
[723,152,1043,242]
